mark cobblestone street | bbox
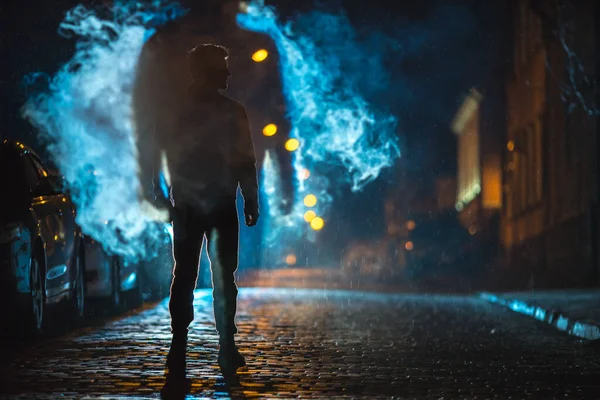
[1,287,599,399]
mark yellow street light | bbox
[303,194,317,207]
[310,217,324,231]
[252,49,268,62]
[262,123,277,137]
[285,138,300,152]
[507,140,515,152]
[303,210,316,222]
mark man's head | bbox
[188,44,231,90]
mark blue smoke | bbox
[21,1,186,261]
[21,0,400,265]
[237,1,400,248]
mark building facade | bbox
[502,0,599,287]
[451,89,503,262]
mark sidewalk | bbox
[479,289,600,341]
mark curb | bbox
[478,292,600,341]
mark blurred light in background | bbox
[406,220,416,230]
[507,140,515,152]
[252,49,269,62]
[310,217,324,231]
[405,241,413,251]
[285,253,297,265]
[262,123,277,136]
[387,224,398,235]
[285,138,300,152]
[299,168,310,180]
[303,210,317,222]
[303,194,317,207]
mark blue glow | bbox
[124,271,137,286]
[46,264,68,280]
[21,1,186,262]
[21,0,400,268]
[237,1,400,249]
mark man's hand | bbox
[244,200,259,227]
[155,195,174,214]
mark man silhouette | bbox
[139,43,259,376]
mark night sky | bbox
[1,0,512,240]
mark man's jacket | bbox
[132,5,292,214]
[163,88,258,211]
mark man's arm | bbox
[132,40,171,216]
[234,104,259,224]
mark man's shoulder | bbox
[219,95,247,114]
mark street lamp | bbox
[285,138,300,152]
[285,253,297,265]
[262,123,277,137]
[252,49,268,62]
[304,210,316,222]
[303,194,317,207]
[310,217,324,231]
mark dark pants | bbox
[169,199,239,339]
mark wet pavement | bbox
[1,287,599,399]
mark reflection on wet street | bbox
[1,287,599,399]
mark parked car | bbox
[136,222,174,301]
[82,235,142,309]
[84,221,174,306]
[0,140,86,336]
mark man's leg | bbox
[206,205,245,373]
[167,205,203,373]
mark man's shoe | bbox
[161,373,191,399]
[218,341,246,375]
[166,335,187,375]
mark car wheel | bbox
[110,257,122,311]
[27,255,46,336]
